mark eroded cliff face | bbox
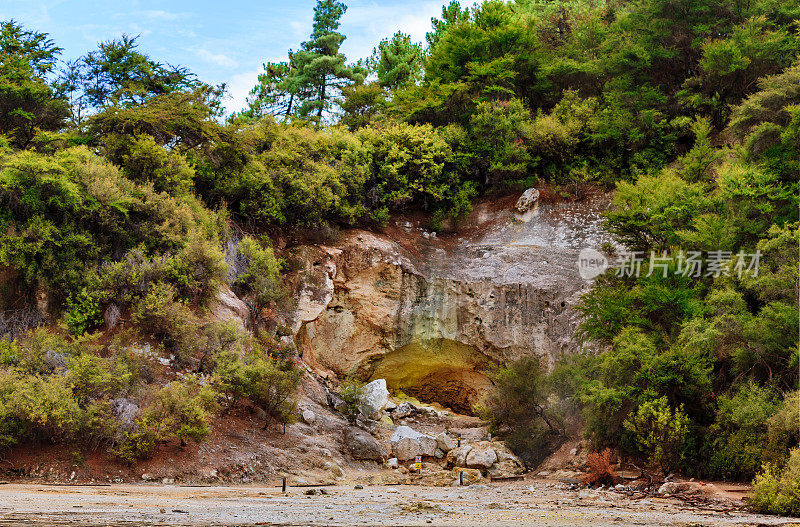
[285,194,611,413]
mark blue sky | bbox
[1,0,451,113]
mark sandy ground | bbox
[0,480,798,527]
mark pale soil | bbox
[0,480,797,527]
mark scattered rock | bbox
[360,379,389,416]
[301,409,316,424]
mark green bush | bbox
[477,356,565,468]
[212,346,300,429]
[337,377,365,424]
[131,282,198,360]
[624,396,690,473]
[102,134,195,195]
[750,448,800,517]
[706,382,779,480]
[234,236,283,327]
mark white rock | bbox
[384,401,397,411]
[301,409,316,424]
[435,432,457,453]
[390,425,438,461]
[360,379,389,416]
[465,445,497,469]
[386,458,399,469]
[391,401,415,419]
[210,286,249,330]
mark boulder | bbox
[384,400,397,411]
[301,409,316,424]
[391,401,416,419]
[435,432,457,453]
[343,427,387,462]
[514,188,540,213]
[360,379,389,416]
[445,445,472,467]
[657,481,716,496]
[390,425,438,461]
[465,444,497,469]
[386,458,399,469]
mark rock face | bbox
[289,196,611,412]
[210,286,250,330]
[391,426,438,461]
[359,379,389,416]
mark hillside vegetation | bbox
[0,0,797,513]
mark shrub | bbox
[750,448,800,517]
[131,282,198,361]
[337,377,365,423]
[624,396,690,473]
[705,382,779,480]
[147,376,219,446]
[477,356,565,468]
[241,355,300,430]
[211,346,301,429]
[233,236,283,327]
[581,448,618,486]
[165,233,228,306]
[102,134,195,195]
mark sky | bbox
[1,0,451,114]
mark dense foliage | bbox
[0,0,797,499]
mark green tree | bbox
[374,32,423,90]
[287,0,365,123]
[0,20,68,148]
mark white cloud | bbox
[136,10,183,21]
[340,1,445,60]
[196,48,238,69]
[225,67,262,114]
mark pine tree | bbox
[241,0,365,125]
[291,0,365,123]
[374,32,422,90]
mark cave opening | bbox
[369,338,494,415]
